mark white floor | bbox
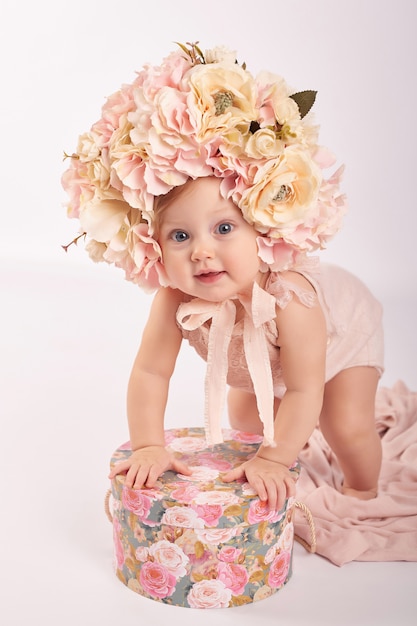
[1,257,416,626]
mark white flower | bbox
[149,540,189,578]
[204,46,237,64]
[187,579,232,609]
[168,437,208,453]
[193,490,240,506]
[178,466,220,482]
[161,506,205,529]
[195,527,239,545]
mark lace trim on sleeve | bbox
[267,271,318,310]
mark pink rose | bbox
[187,579,232,609]
[121,487,152,520]
[98,85,136,141]
[230,430,264,444]
[218,546,243,563]
[191,503,223,526]
[170,484,201,503]
[196,452,233,472]
[267,551,291,589]
[218,562,249,595]
[247,498,284,524]
[139,561,177,599]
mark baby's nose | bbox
[190,238,215,261]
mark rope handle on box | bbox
[105,489,113,523]
[294,500,316,553]
[104,489,316,553]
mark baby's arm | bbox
[109,287,191,488]
[224,272,327,509]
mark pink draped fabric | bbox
[295,381,417,565]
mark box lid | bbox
[110,427,299,530]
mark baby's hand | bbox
[222,456,296,512]
[108,445,191,489]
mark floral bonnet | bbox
[62,42,346,292]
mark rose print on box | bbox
[108,427,300,608]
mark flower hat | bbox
[62,42,346,292]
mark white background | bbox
[1,1,416,624]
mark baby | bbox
[62,42,384,511]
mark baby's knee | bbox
[320,411,377,447]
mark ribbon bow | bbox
[176,282,278,447]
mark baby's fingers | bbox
[171,459,192,476]
[221,465,246,483]
[267,476,295,512]
[126,463,149,489]
[108,459,131,479]
[248,474,269,503]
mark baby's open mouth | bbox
[195,271,225,283]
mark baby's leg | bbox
[227,387,281,435]
[319,366,381,499]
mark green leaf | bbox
[290,90,317,119]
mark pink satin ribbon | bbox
[176,282,278,447]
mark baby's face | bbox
[157,177,262,301]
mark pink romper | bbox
[176,262,384,447]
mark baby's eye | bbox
[216,222,233,235]
[171,230,189,242]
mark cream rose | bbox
[244,127,284,159]
[193,490,240,507]
[204,46,237,64]
[276,521,295,552]
[238,147,322,233]
[195,527,239,545]
[77,131,102,162]
[188,62,258,141]
[85,155,111,191]
[178,466,220,482]
[85,239,107,262]
[79,198,130,242]
[149,540,189,578]
[161,506,205,529]
[168,437,208,453]
[187,579,232,609]
[253,585,274,602]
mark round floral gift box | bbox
[107,427,302,609]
